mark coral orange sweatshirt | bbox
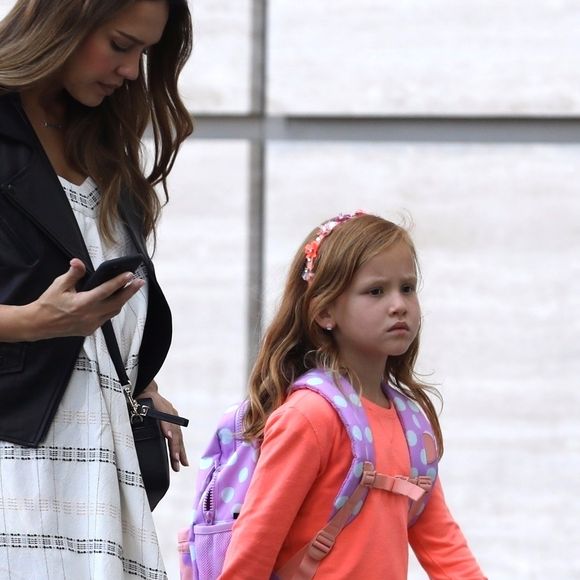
[220,389,486,580]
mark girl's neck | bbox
[359,381,390,409]
[343,358,391,409]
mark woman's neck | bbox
[19,87,86,186]
[20,85,68,130]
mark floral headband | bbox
[302,210,365,282]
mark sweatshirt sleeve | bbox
[219,402,324,580]
[408,477,487,579]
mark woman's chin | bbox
[68,90,106,108]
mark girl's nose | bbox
[389,293,408,315]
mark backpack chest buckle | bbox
[309,530,336,560]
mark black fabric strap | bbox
[101,320,189,428]
[102,320,130,386]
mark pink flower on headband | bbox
[301,210,365,282]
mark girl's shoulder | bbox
[268,389,345,440]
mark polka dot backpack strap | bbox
[289,369,376,524]
[383,384,439,525]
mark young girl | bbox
[219,211,486,579]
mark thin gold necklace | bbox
[42,120,64,129]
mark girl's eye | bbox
[369,288,384,296]
[401,284,416,294]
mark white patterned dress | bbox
[0,177,167,579]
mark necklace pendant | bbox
[43,120,63,129]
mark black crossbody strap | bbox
[101,320,189,428]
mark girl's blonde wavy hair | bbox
[244,213,443,458]
[0,0,193,242]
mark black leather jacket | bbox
[0,93,172,446]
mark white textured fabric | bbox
[0,177,166,579]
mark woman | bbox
[0,1,192,577]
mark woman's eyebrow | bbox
[115,30,147,46]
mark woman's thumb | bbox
[62,258,87,289]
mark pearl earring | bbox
[326,325,333,331]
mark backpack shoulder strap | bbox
[289,369,375,521]
[383,384,439,524]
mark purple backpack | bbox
[178,369,438,580]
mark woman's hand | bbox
[137,380,189,472]
[23,257,144,341]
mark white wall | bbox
[267,0,580,114]
[263,142,580,578]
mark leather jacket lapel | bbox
[0,93,92,268]
[8,155,93,268]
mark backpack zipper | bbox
[202,469,218,524]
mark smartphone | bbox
[79,254,144,292]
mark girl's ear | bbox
[314,308,335,331]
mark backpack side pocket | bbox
[192,521,234,580]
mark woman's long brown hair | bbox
[0,0,193,242]
[244,213,444,458]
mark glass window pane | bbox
[268,0,580,115]
[181,0,253,113]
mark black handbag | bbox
[102,320,188,510]
[131,397,171,509]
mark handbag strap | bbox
[101,320,189,427]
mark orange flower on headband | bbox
[302,210,365,282]
[304,240,320,261]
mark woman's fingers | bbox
[54,258,87,292]
[179,439,189,467]
[138,389,189,473]
[164,425,183,472]
[163,420,189,472]
[88,275,145,324]
[86,271,144,301]
[31,258,145,339]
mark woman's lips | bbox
[98,82,120,95]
